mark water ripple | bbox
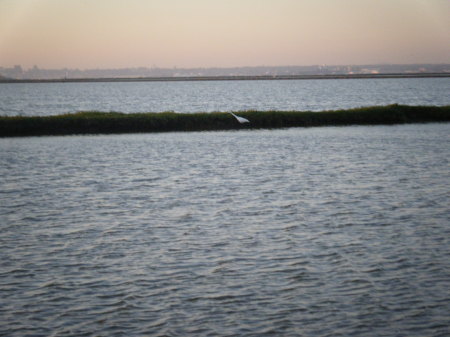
[1,124,449,336]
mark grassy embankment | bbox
[1,104,449,137]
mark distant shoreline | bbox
[1,72,449,84]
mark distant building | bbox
[0,64,449,80]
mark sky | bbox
[0,0,449,69]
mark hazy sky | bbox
[0,0,449,69]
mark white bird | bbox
[229,112,250,124]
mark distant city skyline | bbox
[1,0,449,69]
[3,62,450,72]
[2,63,449,80]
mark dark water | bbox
[1,124,449,336]
[1,77,449,116]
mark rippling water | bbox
[1,124,450,336]
[1,77,449,116]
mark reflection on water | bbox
[0,77,449,116]
[1,124,449,336]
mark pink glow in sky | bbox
[0,0,449,69]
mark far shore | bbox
[1,105,449,138]
[0,72,449,84]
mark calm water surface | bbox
[1,77,449,116]
[1,124,449,336]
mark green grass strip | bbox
[1,104,449,137]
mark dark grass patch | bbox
[1,105,449,137]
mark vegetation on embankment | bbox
[1,105,449,137]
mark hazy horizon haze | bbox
[0,0,449,69]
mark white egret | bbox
[229,112,250,123]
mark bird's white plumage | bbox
[229,112,250,123]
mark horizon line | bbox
[2,72,450,84]
[2,62,450,71]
